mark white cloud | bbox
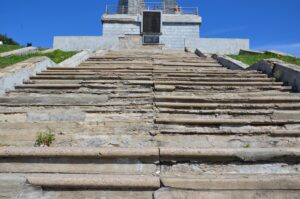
[254,43,300,57]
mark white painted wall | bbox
[161,23,199,49]
[103,23,140,37]
[185,38,250,55]
[53,36,119,51]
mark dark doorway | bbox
[142,11,161,34]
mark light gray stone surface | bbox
[248,59,300,92]
[103,23,141,37]
[0,57,55,95]
[185,38,250,55]
[0,47,38,57]
[53,36,119,51]
[58,50,92,67]
[161,23,199,49]
[213,54,249,70]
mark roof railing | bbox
[105,4,198,15]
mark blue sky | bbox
[1,0,299,56]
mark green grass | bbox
[0,50,77,69]
[229,52,300,67]
[0,45,22,53]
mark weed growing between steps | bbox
[229,52,300,66]
[0,45,22,53]
[35,129,56,147]
[0,50,77,69]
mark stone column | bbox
[164,0,177,14]
[118,0,144,15]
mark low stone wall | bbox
[212,54,249,70]
[213,53,300,92]
[58,50,92,67]
[0,57,55,95]
[0,47,38,57]
[185,38,249,55]
[53,36,119,51]
[248,59,300,92]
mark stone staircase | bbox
[0,49,300,198]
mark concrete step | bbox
[156,102,300,109]
[160,174,300,190]
[155,95,300,103]
[26,174,160,190]
[155,118,300,126]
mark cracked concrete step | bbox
[26,77,152,83]
[155,95,300,103]
[1,147,299,162]
[16,82,153,89]
[159,148,300,162]
[154,188,300,199]
[156,118,300,126]
[159,129,300,136]
[160,174,300,190]
[154,81,283,86]
[26,174,160,190]
[155,86,291,92]
[0,147,159,174]
[154,77,275,82]
[156,102,300,109]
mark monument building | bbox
[102,0,201,49]
[54,0,249,54]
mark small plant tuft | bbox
[244,143,251,148]
[35,128,56,147]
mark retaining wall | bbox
[0,57,55,95]
[53,36,119,51]
[185,38,249,55]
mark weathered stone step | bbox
[154,77,274,82]
[37,71,153,75]
[153,70,262,74]
[16,84,81,89]
[31,74,153,80]
[47,66,153,70]
[159,129,300,136]
[16,81,154,89]
[154,81,282,86]
[155,95,300,103]
[156,118,300,126]
[1,147,299,162]
[155,188,300,199]
[159,147,300,162]
[157,108,274,115]
[159,62,221,67]
[156,102,300,109]
[0,147,158,174]
[160,174,300,190]
[26,174,160,190]
[0,147,158,158]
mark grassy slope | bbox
[0,45,22,53]
[0,50,77,69]
[229,52,300,67]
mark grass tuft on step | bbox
[0,50,77,69]
[229,52,300,67]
